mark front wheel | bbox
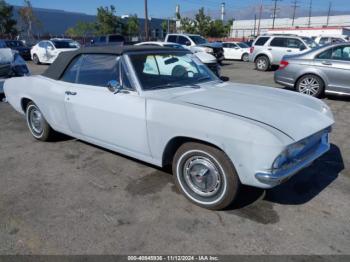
[26,102,55,141]
[173,142,240,210]
[242,53,249,62]
[32,54,41,65]
[296,74,324,98]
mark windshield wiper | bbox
[148,82,201,90]
[148,83,184,90]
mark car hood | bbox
[171,82,334,141]
[199,42,223,48]
[194,51,217,63]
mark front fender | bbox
[146,99,293,187]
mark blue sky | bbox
[6,0,350,17]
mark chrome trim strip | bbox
[325,90,350,96]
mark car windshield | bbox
[6,41,24,47]
[237,42,249,48]
[129,52,218,91]
[302,37,319,48]
[52,40,78,49]
[188,35,208,45]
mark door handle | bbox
[268,48,272,50]
[287,50,292,52]
[65,91,77,96]
[321,61,332,66]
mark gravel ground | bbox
[0,60,349,255]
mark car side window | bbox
[47,42,54,49]
[222,43,229,48]
[167,35,177,43]
[61,55,84,83]
[270,37,286,47]
[76,54,119,87]
[178,36,189,45]
[254,37,270,46]
[319,37,329,45]
[331,46,350,61]
[287,38,306,50]
[38,41,46,48]
[100,36,106,43]
[316,48,332,60]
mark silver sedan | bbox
[274,43,350,97]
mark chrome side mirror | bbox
[107,80,122,93]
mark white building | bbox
[231,15,350,39]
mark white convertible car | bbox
[4,46,334,210]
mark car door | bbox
[60,54,151,156]
[269,37,288,64]
[223,43,238,59]
[314,45,350,93]
[45,42,57,63]
[37,41,48,62]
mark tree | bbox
[0,0,17,37]
[95,5,122,35]
[193,8,211,36]
[179,17,196,34]
[65,21,96,38]
[125,14,139,37]
[18,0,41,40]
[207,20,226,38]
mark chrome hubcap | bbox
[299,77,320,96]
[257,59,266,69]
[29,108,44,134]
[183,156,221,197]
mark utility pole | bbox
[144,0,149,40]
[253,14,257,36]
[221,2,226,21]
[272,0,282,29]
[307,0,312,27]
[326,1,332,26]
[291,0,299,27]
[257,0,263,35]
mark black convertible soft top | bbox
[42,45,189,80]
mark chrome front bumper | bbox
[255,132,330,186]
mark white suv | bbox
[249,35,318,71]
[165,34,224,62]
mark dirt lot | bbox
[0,61,349,255]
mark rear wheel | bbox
[172,142,240,210]
[32,54,40,65]
[26,102,55,141]
[242,53,249,62]
[296,74,324,98]
[255,56,270,71]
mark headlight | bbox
[203,47,214,53]
[272,140,308,172]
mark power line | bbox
[291,0,299,27]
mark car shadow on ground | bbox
[228,144,343,210]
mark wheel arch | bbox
[20,97,33,113]
[294,72,327,90]
[254,53,271,63]
[161,136,226,168]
